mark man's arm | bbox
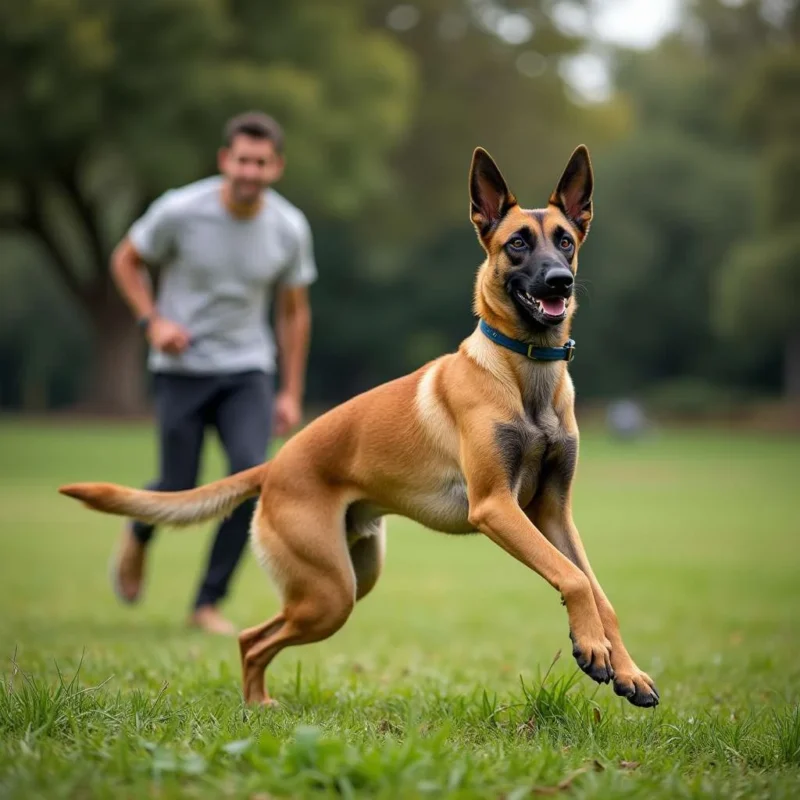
[273,285,311,436]
[111,237,190,355]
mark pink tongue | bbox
[539,297,566,316]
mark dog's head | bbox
[470,146,593,342]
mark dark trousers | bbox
[132,370,274,609]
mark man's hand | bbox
[274,285,310,438]
[273,390,302,437]
[147,317,191,355]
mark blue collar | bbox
[479,319,576,362]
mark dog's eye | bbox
[508,237,526,250]
[559,236,574,251]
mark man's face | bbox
[218,135,284,204]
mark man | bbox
[109,111,316,634]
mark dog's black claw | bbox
[585,661,614,685]
[613,680,635,698]
[614,678,659,708]
[569,630,613,684]
[650,683,660,703]
[630,688,659,708]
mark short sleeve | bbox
[280,212,318,288]
[128,191,179,265]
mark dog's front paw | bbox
[568,630,614,684]
[613,668,659,708]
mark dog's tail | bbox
[58,463,268,528]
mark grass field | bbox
[1,419,799,799]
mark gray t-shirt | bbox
[128,176,317,375]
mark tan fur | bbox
[60,146,659,709]
[59,465,266,527]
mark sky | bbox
[589,0,682,49]
[385,1,686,102]
[553,0,684,101]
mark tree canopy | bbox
[2,0,798,413]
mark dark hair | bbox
[223,111,284,154]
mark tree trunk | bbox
[786,329,800,398]
[83,289,149,415]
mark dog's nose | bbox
[544,268,574,292]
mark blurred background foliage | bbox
[0,0,798,419]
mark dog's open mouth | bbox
[514,290,569,323]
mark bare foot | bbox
[242,685,280,707]
[188,605,237,636]
[244,695,280,708]
[110,524,147,604]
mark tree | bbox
[0,0,414,412]
[364,0,620,246]
[717,47,800,396]
[306,0,624,400]
[680,1,800,396]
[0,249,90,411]
[268,1,622,405]
[562,38,760,400]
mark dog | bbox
[60,145,660,709]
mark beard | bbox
[230,179,265,204]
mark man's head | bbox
[218,112,285,205]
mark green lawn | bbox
[0,419,799,798]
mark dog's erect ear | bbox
[470,148,517,241]
[549,145,594,238]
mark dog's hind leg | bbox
[347,516,386,602]
[239,494,356,706]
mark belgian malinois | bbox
[60,145,660,709]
